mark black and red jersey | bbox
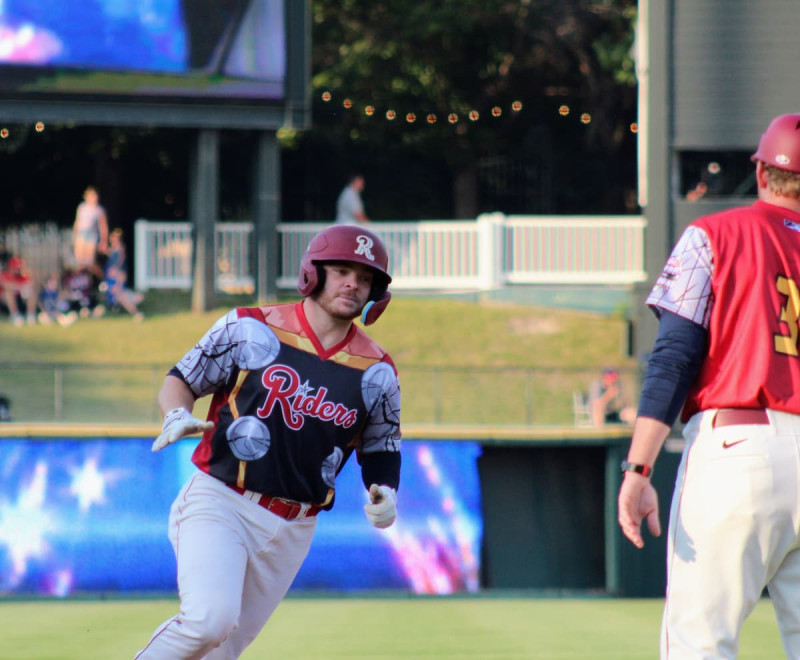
[171,302,401,508]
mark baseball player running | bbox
[618,114,800,658]
[135,226,401,659]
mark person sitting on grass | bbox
[61,264,104,319]
[1,255,36,326]
[37,273,78,327]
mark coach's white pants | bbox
[662,409,800,659]
[135,470,316,659]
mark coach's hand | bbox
[152,407,214,452]
[364,484,397,529]
[618,472,660,549]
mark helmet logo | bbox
[355,235,375,261]
[777,154,791,166]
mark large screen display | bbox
[0,436,482,597]
[0,0,286,102]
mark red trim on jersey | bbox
[191,392,229,472]
[295,301,358,360]
[237,306,267,322]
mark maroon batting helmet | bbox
[297,225,392,325]
[751,114,800,173]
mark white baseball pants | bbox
[663,409,800,659]
[135,470,317,659]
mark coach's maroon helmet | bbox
[297,225,392,325]
[751,114,800,173]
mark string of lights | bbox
[0,101,639,139]
[316,89,639,134]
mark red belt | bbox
[712,408,769,428]
[227,484,320,520]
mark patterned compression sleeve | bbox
[646,225,714,328]
[360,360,402,453]
[358,360,402,489]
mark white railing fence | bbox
[0,215,647,294]
[135,214,647,293]
[133,219,254,292]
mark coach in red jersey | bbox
[618,114,800,658]
[136,226,401,659]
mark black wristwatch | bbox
[620,460,652,478]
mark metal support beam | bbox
[252,131,280,302]
[190,129,219,313]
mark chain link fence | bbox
[0,363,640,427]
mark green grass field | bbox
[0,597,784,659]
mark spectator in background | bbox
[686,161,724,201]
[37,272,78,327]
[335,173,370,225]
[72,185,109,274]
[62,265,104,318]
[104,228,144,321]
[588,367,636,427]
[0,255,36,326]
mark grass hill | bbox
[0,291,638,426]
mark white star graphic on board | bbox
[0,461,52,589]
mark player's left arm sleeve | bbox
[637,309,708,425]
[361,451,401,491]
[358,359,402,490]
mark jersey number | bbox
[775,276,800,356]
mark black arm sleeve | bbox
[360,451,401,492]
[637,309,708,425]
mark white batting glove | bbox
[364,484,397,529]
[152,407,214,452]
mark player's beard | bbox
[312,287,366,322]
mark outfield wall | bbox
[0,424,679,598]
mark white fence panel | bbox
[215,222,254,293]
[133,219,253,292]
[502,215,647,284]
[134,215,646,293]
[134,220,192,291]
[276,221,485,290]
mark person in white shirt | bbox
[335,174,369,225]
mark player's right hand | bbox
[152,407,214,452]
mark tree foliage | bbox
[283,0,639,219]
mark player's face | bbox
[316,262,374,321]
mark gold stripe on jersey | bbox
[327,351,382,370]
[271,326,318,354]
[229,370,250,490]
[271,325,384,370]
[228,370,249,420]
[237,460,247,490]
